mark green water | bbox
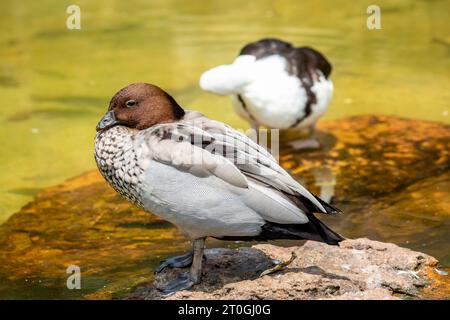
[0,0,449,222]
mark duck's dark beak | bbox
[96,110,118,132]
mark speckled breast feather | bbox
[94,126,145,208]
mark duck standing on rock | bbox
[94,83,344,294]
[200,38,333,149]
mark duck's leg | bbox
[189,237,205,284]
[160,238,205,295]
[249,122,260,143]
[155,244,208,273]
[252,123,260,135]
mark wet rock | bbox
[280,115,450,265]
[0,115,448,299]
[128,238,440,300]
[281,115,450,198]
[0,171,191,299]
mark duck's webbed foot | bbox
[158,238,205,296]
[288,138,320,150]
[155,252,193,273]
[160,272,195,295]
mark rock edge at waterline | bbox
[128,238,446,300]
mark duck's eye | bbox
[125,100,137,108]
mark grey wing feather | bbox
[178,111,328,214]
[186,115,327,213]
[142,122,248,189]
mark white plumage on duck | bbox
[200,38,334,149]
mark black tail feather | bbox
[292,193,342,215]
[217,214,345,245]
[301,213,345,244]
[260,215,345,245]
[314,196,342,214]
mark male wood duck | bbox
[94,83,343,294]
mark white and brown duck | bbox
[94,83,344,294]
[200,38,334,149]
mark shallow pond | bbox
[0,0,449,299]
[0,0,449,222]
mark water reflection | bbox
[310,166,336,204]
[0,0,448,299]
[279,115,450,269]
[0,114,447,299]
[0,0,449,222]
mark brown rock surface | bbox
[0,171,191,299]
[0,115,448,299]
[128,238,440,300]
[281,114,450,198]
[280,115,450,264]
